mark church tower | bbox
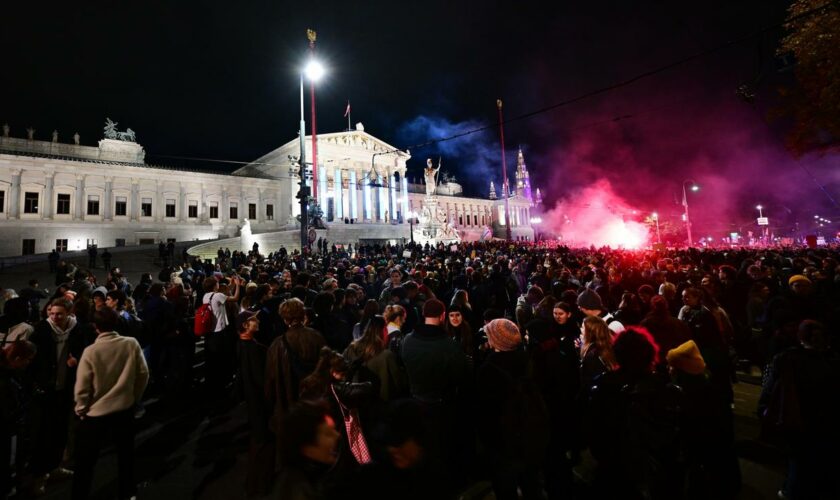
[535,188,543,206]
[515,148,534,205]
[489,181,497,200]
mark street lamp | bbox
[407,210,419,243]
[652,212,661,244]
[297,31,326,260]
[682,180,699,246]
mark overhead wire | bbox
[146,0,839,194]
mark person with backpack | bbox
[476,318,548,500]
[265,298,326,443]
[199,276,241,395]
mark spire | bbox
[515,147,534,205]
[535,188,543,206]
[489,181,497,200]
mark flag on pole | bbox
[344,101,351,118]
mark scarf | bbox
[47,315,77,390]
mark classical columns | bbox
[178,184,186,223]
[377,173,387,221]
[74,174,85,220]
[318,165,328,209]
[363,172,371,221]
[155,180,164,222]
[333,168,342,220]
[201,184,208,223]
[130,179,139,222]
[222,187,229,225]
[9,170,21,219]
[103,176,113,221]
[400,172,408,222]
[257,188,265,224]
[389,170,397,222]
[349,170,358,220]
[43,172,54,220]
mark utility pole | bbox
[497,99,512,241]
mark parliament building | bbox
[0,123,538,258]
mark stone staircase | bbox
[187,223,410,260]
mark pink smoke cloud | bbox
[541,179,651,248]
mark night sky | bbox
[3,1,838,239]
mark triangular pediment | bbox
[233,129,409,178]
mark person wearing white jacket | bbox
[72,307,149,500]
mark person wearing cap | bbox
[577,288,624,334]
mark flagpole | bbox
[497,99,512,240]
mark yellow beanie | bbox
[666,340,706,375]
[788,274,811,286]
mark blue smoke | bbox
[395,115,519,197]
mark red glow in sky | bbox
[542,179,650,248]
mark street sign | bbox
[757,217,769,226]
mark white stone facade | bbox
[0,128,534,258]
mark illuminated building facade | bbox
[0,124,534,258]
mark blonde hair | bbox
[581,316,616,370]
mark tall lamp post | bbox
[298,38,325,259]
[307,29,322,202]
[652,212,661,244]
[408,210,418,243]
[682,180,699,247]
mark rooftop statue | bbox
[104,118,136,142]
[104,118,119,139]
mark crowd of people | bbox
[1,239,839,499]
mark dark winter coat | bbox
[401,323,469,404]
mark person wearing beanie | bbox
[787,274,811,287]
[666,340,706,376]
[484,318,521,352]
[577,289,624,334]
[475,317,546,499]
[667,338,741,498]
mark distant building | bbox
[0,123,535,258]
[514,147,534,205]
